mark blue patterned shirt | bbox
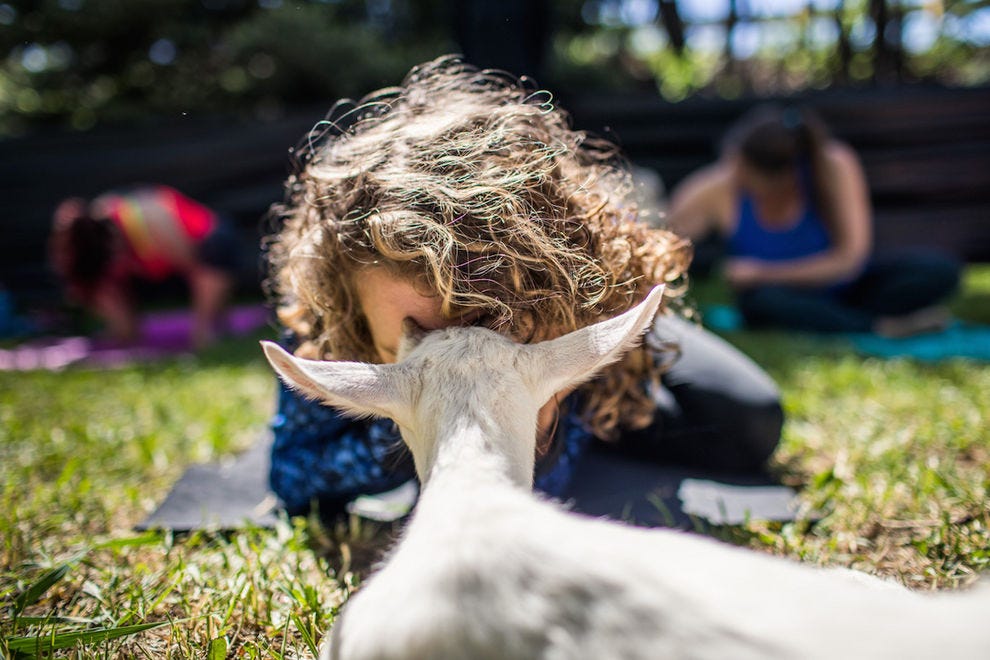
[269,381,596,515]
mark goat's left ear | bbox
[520,285,665,402]
[261,341,404,420]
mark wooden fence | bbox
[2,84,988,306]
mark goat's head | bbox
[262,285,665,486]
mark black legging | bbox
[737,251,961,333]
[602,314,784,474]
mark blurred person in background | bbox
[48,184,243,348]
[668,104,960,336]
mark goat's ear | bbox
[521,285,665,401]
[261,341,404,419]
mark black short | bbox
[196,218,248,276]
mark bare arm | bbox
[666,163,734,240]
[727,143,872,289]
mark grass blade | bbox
[10,616,100,626]
[12,565,71,618]
[11,552,87,619]
[91,532,162,552]
[207,635,229,660]
[290,613,319,658]
[4,620,169,653]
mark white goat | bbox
[262,287,989,660]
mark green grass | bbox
[0,331,342,657]
[2,267,989,656]
[689,266,990,588]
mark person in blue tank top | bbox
[669,104,960,336]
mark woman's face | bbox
[733,156,799,205]
[353,267,479,364]
[352,265,567,456]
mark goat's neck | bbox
[421,417,533,496]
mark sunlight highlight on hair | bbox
[266,55,692,438]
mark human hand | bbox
[723,258,766,290]
[53,197,88,227]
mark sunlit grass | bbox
[0,331,347,657]
[699,264,990,589]
[1,266,988,656]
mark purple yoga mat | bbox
[0,305,270,371]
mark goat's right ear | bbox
[261,341,404,420]
[519,285,665,402]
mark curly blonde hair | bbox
[266,56,692,439]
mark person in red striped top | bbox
[49,185,245,348]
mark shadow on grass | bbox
[306,512,404,577]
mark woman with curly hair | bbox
[265,56,783,516]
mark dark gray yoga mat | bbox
[137,435,279,532]
[563,449,798,528]
[138,436,799,532]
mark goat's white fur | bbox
[262,286,989,660]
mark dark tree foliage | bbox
[1,0,987,133]
[0,0,453,133]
